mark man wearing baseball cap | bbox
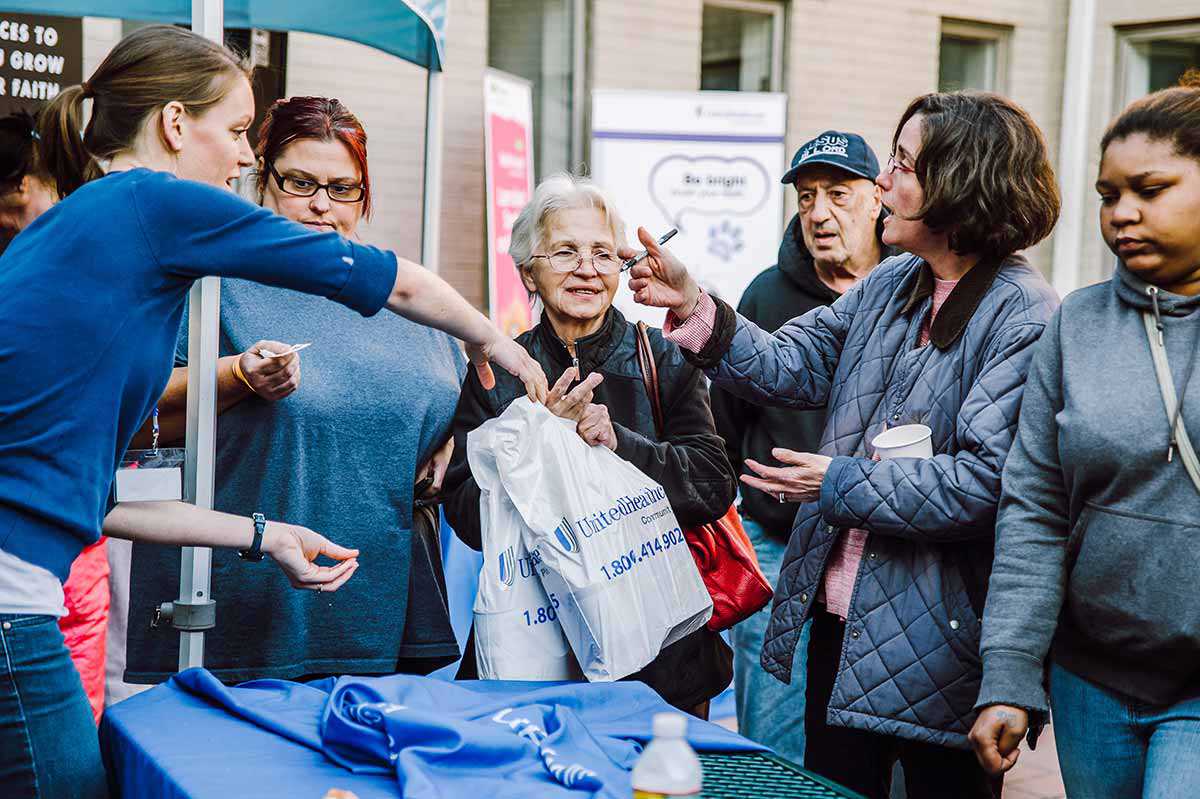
[712,130,890,761]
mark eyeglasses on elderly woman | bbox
[528,247,624,275]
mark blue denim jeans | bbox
[0,614,107,798]
[1050,661,1200,799]
[731,516,808,763]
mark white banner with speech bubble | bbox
[591,90,787,327]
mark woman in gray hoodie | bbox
[971,71,1200,798]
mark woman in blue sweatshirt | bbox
[122,97,468,687]
[0,25,546,797]
[971,72,1200,797]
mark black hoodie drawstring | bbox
[1147,285,1195,462]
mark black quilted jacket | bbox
[686,253,1058,748]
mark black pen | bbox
[621,228,678,272]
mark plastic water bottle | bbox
[631,712,703,798]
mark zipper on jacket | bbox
[565,341,580,377]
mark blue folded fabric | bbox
[171,668,763,798]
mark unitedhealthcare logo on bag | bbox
[553,517,580,553]
[498,546,517,587]
[499,546,545,586]
[551,485,669,553]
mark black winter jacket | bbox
[442,307,736,708]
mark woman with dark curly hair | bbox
[626,91,1060,798]
[972,72,1200,798]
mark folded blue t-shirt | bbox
[167,668,764,798]
[0,169,398,580]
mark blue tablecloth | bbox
[100,675,399,798]
[100,669,762,799]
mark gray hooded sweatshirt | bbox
[977,262,1200,712]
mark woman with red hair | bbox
[118,96,465,685]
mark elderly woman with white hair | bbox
[442,173,736,715]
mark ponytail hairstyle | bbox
[1102,69,1200,165]
[0,110,49,194]
[39,25,248,197]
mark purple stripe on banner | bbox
[593,131,785,144]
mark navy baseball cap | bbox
[781,130,880,185]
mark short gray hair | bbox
[508,173,627,268]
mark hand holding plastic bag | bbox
[479,398,712,681]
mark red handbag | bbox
[634,321,774,632]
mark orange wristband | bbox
[231,355,258,396]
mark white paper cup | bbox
[871,424,933,460]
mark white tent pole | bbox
[177,0,224,671]
[1050,0,1096,298]
[421,69,444,272]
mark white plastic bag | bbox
[483,398,712,682]
[468,423,580,681]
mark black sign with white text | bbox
[0,13,82,117]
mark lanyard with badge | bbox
[111,343,310,503]
[113,407,184,502]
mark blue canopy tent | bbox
[1,0,449,671]
[0,1,446,69]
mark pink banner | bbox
[484,72,535,337]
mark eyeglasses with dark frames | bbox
[265,162,365,203]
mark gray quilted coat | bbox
[685,252,1058,749]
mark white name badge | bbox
[114,449,184,503]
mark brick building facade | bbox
[77,2,1200,307]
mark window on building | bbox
[1113,23,1200,107]
[1117,22,1200,108]
[701,0,783,92]
[488,0,583,180]
[1148,40,1200,91]
[937,19,1011,93]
